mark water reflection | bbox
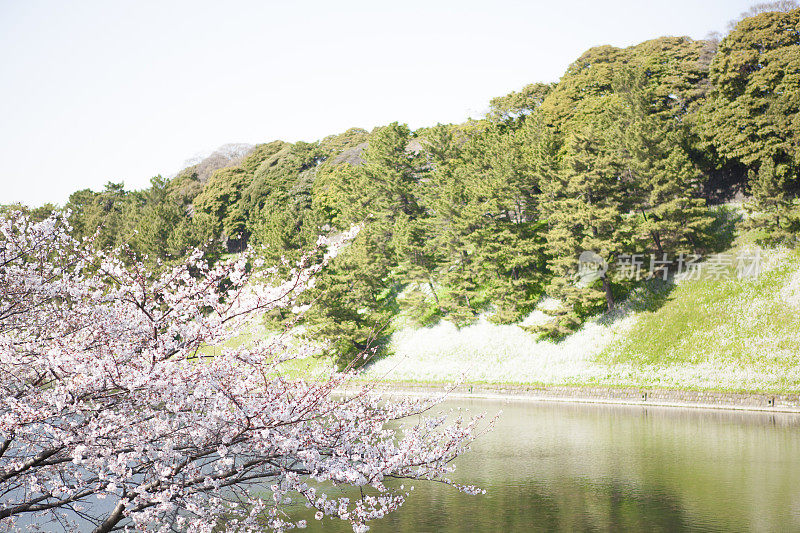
[299,399,800,532]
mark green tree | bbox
[538,118,631,337]
[193,142,287,251]
[745,156,799,243]
[489,82,553,124]
[431,122,546,325]
[121,176,190,261]
[65,182,127,249]
[302,225,398,368]
[699,8,800,241]
[612,68,713,257]
[305,123,424,365]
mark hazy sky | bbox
[1,0,758,207]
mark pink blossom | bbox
[0,212,483,532]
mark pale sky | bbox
[1,0,757,207]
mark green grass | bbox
[598,240,800,392]
[199,321,335,380]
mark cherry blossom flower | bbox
[0,212,483,532]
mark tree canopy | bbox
[53,6,800,355]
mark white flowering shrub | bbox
[0,213,483,532]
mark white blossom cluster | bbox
[0,213,482,531]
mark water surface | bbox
[302,398,800,532]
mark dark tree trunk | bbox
[602,276,614,311]
[92,501,126,533]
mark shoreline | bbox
[347,382,800,414]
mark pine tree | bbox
[305,123,424,365]
[302,224,398,368]
[422,122,546,325]
[538,120,631,337]
[745,156,799,244]
[613,68,713,257]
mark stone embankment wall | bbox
[349,382,800,413]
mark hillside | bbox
[361,228,800,392]
[16,5,800,381]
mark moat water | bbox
[301,398,800,532]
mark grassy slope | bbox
[597,245,800,392]
[361,236,800,393]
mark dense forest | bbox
[11,6,800,365]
